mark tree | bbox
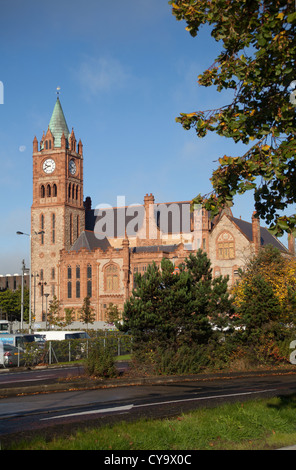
[79,296,95,329]
[47,295,63,328]
[64,307,75,327]
[232,244,296,323]
[231,245,296,363]
[170,0,296,236]
[105,303,122,327]
[0,287,29,322]
[121,250,233,358]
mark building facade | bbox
[31,98,293,326]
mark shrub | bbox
[84,340,118,378]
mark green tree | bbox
[170,0,296,236]
[64,307,75,327]
[79,296,95,329]
[121,250,233,362]
[105,303,121,326]
[231,245,296,364]
[47,295,63,328]
[0,287,29,322]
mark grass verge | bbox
[5,393,296,450]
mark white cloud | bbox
[77,56,132,95]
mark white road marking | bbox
[41,404,134,420]
[41,388,277,421]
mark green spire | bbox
[48,97,70,147]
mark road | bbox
[0,367,296,441]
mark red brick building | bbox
[31,98,292,326]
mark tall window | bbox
[70,213,73,245]
[67,281,72,298]
[52,213,55,244]
[76,265,80,279]
[40,214,44,245]
[77,215,80,239]
[76,280,81,298]
[105,264,119,292]
[217,232,235,260]
[76,265,80,298]
[87,264,92,297]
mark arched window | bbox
[76,280,81,298]
[87,264,92,297]
[105,264,119,292]
[52,213,55,244]
[76,265,80,279]
[45,140,48,150]
[70,213,73,245]
[40,214,44,245]
[47,184,51,197]
[68,183,71,200]
[67,281,72,299]
[52,184,57,197]
[41,185,45,198]
[217,231,235,260]
[77,215,80,239]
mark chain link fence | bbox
[0,332,132,368]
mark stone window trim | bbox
[104,262,120,293]
[216,230,235,260]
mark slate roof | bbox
[70,231,111,252]
[85,202,192,236]
[231,216,288,252]
[81,202,288,254]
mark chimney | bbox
[252,211,261,255]
[288,232,295,255]
[144,193,155,240]
[83,196,92,211]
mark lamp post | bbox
[38,280,47,323]
[44,293,49,330]
[16,230,44,332]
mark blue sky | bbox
[0,0,287,274]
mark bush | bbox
[84,340,118,378]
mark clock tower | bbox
[31,96,85,322]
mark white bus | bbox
[35,331,90,341]
[0,333,44,350]
[0,320,10,333]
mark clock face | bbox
[43,158,56,174]
[69,159,76,175]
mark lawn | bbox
[5,393,296,450]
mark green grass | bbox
[5,394,296,450]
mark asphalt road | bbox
[1,367,296,443]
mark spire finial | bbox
[56,86,61,98]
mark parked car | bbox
[0,343,23,368]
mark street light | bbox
[44,293,49,330]
[16,230,45,332]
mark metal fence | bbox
[0,333,132,368]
